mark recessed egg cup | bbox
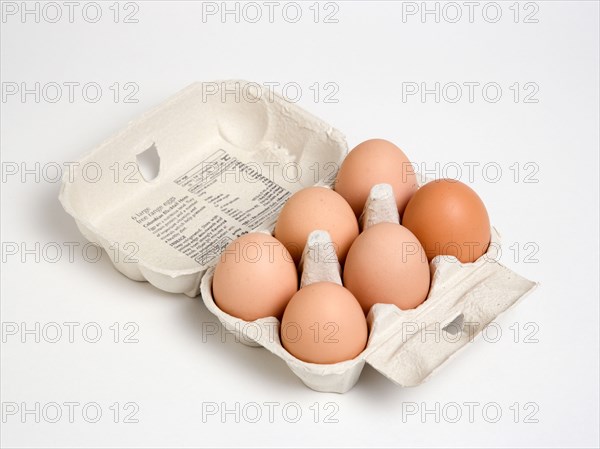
[60,80,537,393]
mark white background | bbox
[1,1,599,447]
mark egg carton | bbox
[201,184,537,392]
[60,80,538,393]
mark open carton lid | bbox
[59,80,347,296]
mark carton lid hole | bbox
[136,143,160,182]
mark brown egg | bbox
[274,187,359,265]
[402,179,491,263]
[213,233,297,321]
[343,222,430,313]
[334,139,418,217]
[281,282,368,364]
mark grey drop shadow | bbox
[179,297,306,391]
[42,180,397,396]
[350,364,406,403]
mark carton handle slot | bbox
[442,313,465,336]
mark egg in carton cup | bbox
[60,80,538,394]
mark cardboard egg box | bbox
[60,80,538,393]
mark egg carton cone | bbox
[299,230,342,288]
